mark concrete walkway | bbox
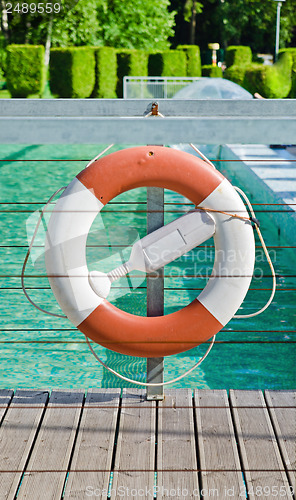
[227,144,296,211]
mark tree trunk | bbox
[1,0,9,42]
[45,16,53,67]
[190,0,196,45]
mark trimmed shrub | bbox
[6,44,45,97]
[225,46,252,68]
[148,50,187,76]
[279,47,296,65]
[0,65,4,84]
[243,52,292,98]
[291,70,296,98]
[49,47,95,98]
[92,46,117,98]
[279,48,296,97]
[177,45,201,76]
[202,65,223,78]
[223,65,249,86]
[0,34,6,80]
[116,49,148,98]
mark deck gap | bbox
[107,389,122,497]
[0,389,14,427]
[241,471,248,499]
[14,390,50,499]
[154,400,159,499]
[61,472,69,499]
[192,393,203,499]
[263,392,296,500]
[228,392,250,500]
[60,391,86,498]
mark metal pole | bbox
[275,1,282,61]
[146,103,164,400]
[146,187,164,400]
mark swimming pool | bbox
[0,144,295,390]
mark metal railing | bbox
[0,98,296,400]
[123,76,202,99]
[1,98,296,144]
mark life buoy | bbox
[45,146,255,357]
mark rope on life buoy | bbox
[22,145,276,386]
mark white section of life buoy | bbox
[45,178,104,326]
[198,178,255,325]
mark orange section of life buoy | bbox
[76,146,225,357]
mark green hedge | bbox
[0,34,6,81]
[116,49,148,98]
[279,47,296,65]
[49,47,95,98]
[225,46,252,68]
[279,48,296,97]
[243,52,292,98]
[148,50,187,76]
[6,44,45,97]
[292,70,296,98]
[177,45,201,76]
[223,65,249,86]
[202,65,223,78]
[0,65,4,83]
[92,46,117,98]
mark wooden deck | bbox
[0,389,294,499]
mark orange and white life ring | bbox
[45,146,255,357]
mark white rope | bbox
[22,143,275,386]
[82,135,216,385]
[22,145,115,318]
[22,201,216,384]
[84,334,216,387]
[189,143,217,169]
[83,144,114,169]
[188,144,276,317]
[144,111,165,118]
[188,145,276,318]
[21,186,67,318]
[233,186,277,318]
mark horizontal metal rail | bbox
[0,99,295,144]
[1,98,296,116]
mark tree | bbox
[96,0,176,50]
[0,0,176,51]
[184,0,203,45]
[202,0,296,53]
[0,0,103,47]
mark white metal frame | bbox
[0,99,295,145]
[123,76,202,99]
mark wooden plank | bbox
[0,390,13,424]
[194,389,245,499]
[64,388,121,499]
[0,389,48,500]
[111,389,155,499]
[230,390,293,500]
[265,390,296,495]
[157,389,199,499]
[17,389,84,500]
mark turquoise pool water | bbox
[0,144,295,390]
